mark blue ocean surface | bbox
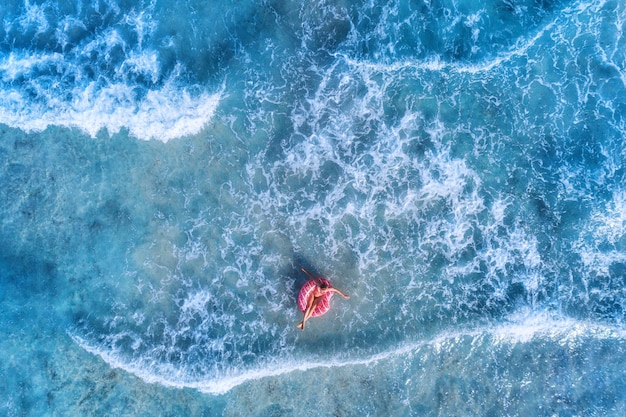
[1,0,625,415]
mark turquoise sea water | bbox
[1,0,626,415]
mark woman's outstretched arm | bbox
[328,287,350,299]
[301,267,317,280]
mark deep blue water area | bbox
[1,0,626,415]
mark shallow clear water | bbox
[1,0,625,415]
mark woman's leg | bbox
[297,296,322,330]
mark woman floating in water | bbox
[297,267,349,331]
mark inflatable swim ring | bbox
[297,278,333,317]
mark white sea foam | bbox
[70,311,626,395]
[0,2,222,143]
[574,189,626,284]
[591,190,626,246]
[14,0,50,35]
[337,0,608,75]
[0,55,222,142]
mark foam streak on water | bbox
[0,0,223,141]
[70,311,626,395]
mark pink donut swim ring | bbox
[297,278,334,317]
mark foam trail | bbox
[0,0,225,143]
[0,88,221,141]
[338,0,603,75]
[70,311,626,395]
[0,54,223,141]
